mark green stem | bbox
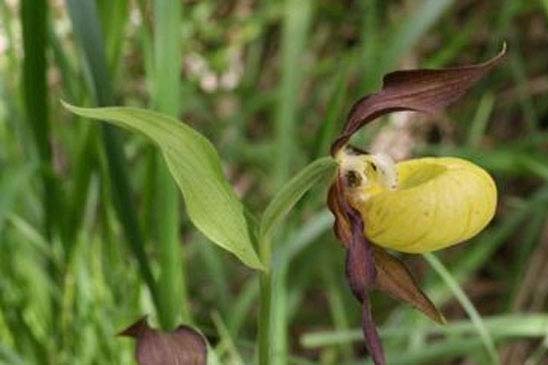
[258,238,272,365]
[21,0,58,242]
[151,0,190,328]
[273,0,312,188]
[21,1,62,358]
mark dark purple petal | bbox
[331,46,506,154]
[344,217,385,365]
[119,317,207,365]
[341,186,384,364]
[345,206,376,295]
[361,292,386,365]
[327,180,352,246]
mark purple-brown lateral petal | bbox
[344,218,385,365]
[331,46,506,155]
[119,317,207,365]
[338,174,386,364]
[327,181,352,246]
[373,246,446,324]
[361,292,386,365]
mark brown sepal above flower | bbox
[119,316,207,365]
[327,47,505,365]
[331,45,506,155]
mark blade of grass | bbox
[211,311,244,365]
[424,253,500,365]
[65,0,160,311]
[301,314,548,347]
[227,277,260,338]
[314,60,352,158]
[150,0,189,329]
[20,1,64,357]
[273,0,313,188]
[21,0,59,242]
[467,92,495,147]
[359,0,380,93]
[96,0,129,79]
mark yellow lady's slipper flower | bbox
[337,149,497,253]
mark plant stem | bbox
[21,0,58,242]
[258,237,272,365]
[273,0,312,188]
[152,0,190,329]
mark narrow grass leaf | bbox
[21,0,59,240]
[96,0,129,78]
[301,314,548,347]
[274,0,313,188]
[150,0,188,329]
[424,253,500,365]
[63,104,264,271]
[260,157,337,242]
[467,92,495,147]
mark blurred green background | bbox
[1,0,547,364]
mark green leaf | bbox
[62,103,265,271]
[259,157,337,242]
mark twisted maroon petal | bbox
[331,46,506,155]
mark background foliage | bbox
[0,0,547,364]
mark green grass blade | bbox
[96,0,129,79]
[273,0,313,188]
[259,157,337,243]
[467,92,495,147]
[424,253,500,364]
[359,0,380,92]
[301,314,548,347]
[151,0,189,328]
[314,61,352,158]
[21,0,59,241]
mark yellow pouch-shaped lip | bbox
[354,157,497,253]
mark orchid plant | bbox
[327,47,505,364]
[64,47,504,365]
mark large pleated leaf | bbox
[63,103,264,270]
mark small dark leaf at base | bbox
[119,316,207,365]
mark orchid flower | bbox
[327,47,506,365]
